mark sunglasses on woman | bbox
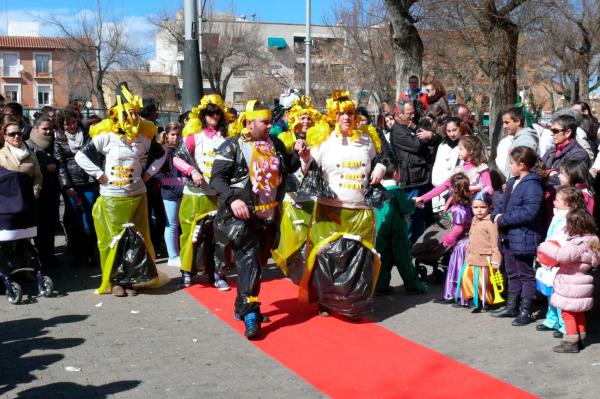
[5,131,22,137]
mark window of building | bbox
[1,53,20,77]
[3,84,20,102]
[36,84,53,107]
[34,53,51,76]
[233,92,244,104]
[232,68,246,77]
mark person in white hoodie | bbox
[495,106,539,179]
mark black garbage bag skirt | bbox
[310,237,375,318]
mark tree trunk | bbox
[579,55,590,101]
[486,21,519,159]
[384,0,423,103]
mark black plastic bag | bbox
[363,184,390,209]
[311,237,374,318]
[298,161,337,199]
[111,226,157,284]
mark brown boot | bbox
[125,285,138,297]
[579,332,587,350]
[112,285,127,297]
[552,335,580,353]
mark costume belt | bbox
[254,201,279,212]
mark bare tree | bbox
[333,0,396,108]
[532,0,600,102]
[384,0,423,101]
[46,0,146,114]
[148,5,267,101]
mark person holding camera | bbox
[390,100,440,244]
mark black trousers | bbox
[231,219,277,318]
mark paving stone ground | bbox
[2,236,600,398]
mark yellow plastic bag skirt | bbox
[178,193,219,273]
[298,203,380,303]
[92,194,156,294]
[272,200,314,282]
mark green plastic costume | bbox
[92,194,156,294]
[375,184,427,293]
[179,194,220,273]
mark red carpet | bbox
[186,278,537,399]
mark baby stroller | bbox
[411,213,452,284]
[0,167,53,304]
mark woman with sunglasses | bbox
[0,115,43,198]
[173,94,230,290]
[542,113,591,187]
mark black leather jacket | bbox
[210,135,300,209]
[54,130,97,189]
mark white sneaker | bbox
[167,257,181,268]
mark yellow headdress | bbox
[288,96,322,133]
[228,100,272,137]
[107,82,143,141]
[326,90,356,120]
[182,94,227,137]
[306,90,381,153]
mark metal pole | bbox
[198,0,207,96]
[182,0,202,112]
[305,0,311,97]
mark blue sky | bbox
[0,0,332,58]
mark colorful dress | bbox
[442,204,472,303]
[458,214,501,307]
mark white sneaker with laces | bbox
[167,257,181,268]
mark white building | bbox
[148,19,377,111]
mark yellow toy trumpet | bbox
[488,256,505,304]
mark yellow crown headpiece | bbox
[288,96,321,132]
[111,82,143,139]
[183,94,227,137]
[326,90,356,119]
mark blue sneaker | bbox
[243,312,261,339]
[181,271,192,288]
[214,274,231,291]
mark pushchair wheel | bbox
[39,276,54,297]
[6,281,22,304]
[416,264,428,281]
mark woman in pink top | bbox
[173,94,230,290]
[414,135,492,208]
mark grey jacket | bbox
[508,127,539,153]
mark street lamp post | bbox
[305,0,311,97]
[182,0,202,112]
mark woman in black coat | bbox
[54,108,99,266]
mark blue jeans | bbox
[405,185,427,245]
[163,199,181,260]
[65,184,99,257]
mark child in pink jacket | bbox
[537,208,600,353]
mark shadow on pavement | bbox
[15,380,141,399]
[0,315,88,396]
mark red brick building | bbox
[0,35,96,109]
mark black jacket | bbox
[541,139,591,186]
[26,138,60,195]
[389,122,439,188]
[210,135,300,210]
[54,131,97,189]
